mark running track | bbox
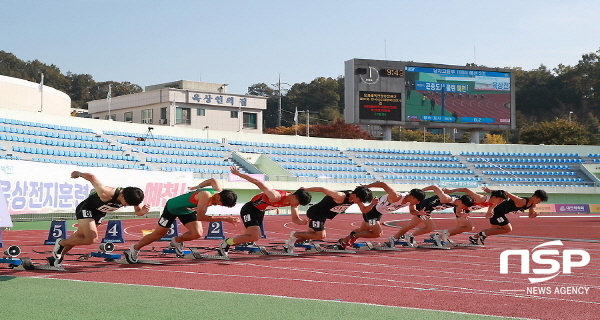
[1,214,598,319]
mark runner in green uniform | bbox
[125,178,238,263]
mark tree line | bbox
[0,51,142,110]
[1,49,599,145]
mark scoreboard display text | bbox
[358,92,402,120]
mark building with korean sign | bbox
[87,80,267,132]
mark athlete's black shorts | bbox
[239,202,265,228]
[157,207,197,228]
[306,206,328,231]
[490,215,510,226]
[362,207,382,224]
[75,203,107,225]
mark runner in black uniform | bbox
[469,189,547,245]
[52,171,149,266]
[284,186,372,252]
[389,185,473,247]
[338,182,425,248]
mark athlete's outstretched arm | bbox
[188,178,223,192]
[449,187,488,203]
[360,181,401,203]
[303,187,345,203]
[71,171,113,201]
[230,166,281,202]
[422,185,452,203]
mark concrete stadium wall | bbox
[0,75,71,116]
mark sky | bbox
[2,1,600,94]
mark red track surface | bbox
[2,214,599,319]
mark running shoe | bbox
[441,229,450,242]
[52,239,64,259]
[288,231,297,244]
[217,240,230,256]
[170,238,185,255]
[283,240,295,253]
[124,244,139,263]
[337,238,350,249]
[432,233,443,247]
[348,236,357,247]
[468,236,479,245]
[478,232,487,245]
[406,234,417,247]
[387,236,397,248]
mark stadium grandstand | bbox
[2,106,600,221]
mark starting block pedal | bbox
[80,251,122,261]
[451,242,483,248]
[79,243,122,261]
[111,258,163,265]
[233,245,269,255]
[14,257,67,271]
[418,239,451,250]
[161,248,192,257]
[183,248,231,260]
[299,242,356,254]
[352,242,375,250]
[371,242,404,251]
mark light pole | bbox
[569,111,573,122]
[297,110,318,137]
[272,74,290,127]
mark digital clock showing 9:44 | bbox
[380,69,404,77]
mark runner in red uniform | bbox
[218,167,312,255]
[438,187,508,244]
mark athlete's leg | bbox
[353,222,383,239]
[392,215,423,239]
[176,221,203,242]
[59,218,98,255]
[479,223,512,237]
[133,225,170,251]
[447,217,474,236]
[342,222,369,243]
[412,216,435,237]
[228,226,262,244]
[293,218,327,242]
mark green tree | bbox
[248,83,282,129]
[265,119,374,140]
[391,127,449,142]
[286,77,341,125]
[519,118,590,145]
[484,133,507,144]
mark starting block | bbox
[357,241,404,251]
[112,258,163,265]
[183,248,231,260]
[79,243,122,261]
[161,248,192,257]
[419,238,451,250]
[1,245,23,268]
[233,244,270,255]
[295,241,356,254]
[15,257,67,271]
[449,242,483,248]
